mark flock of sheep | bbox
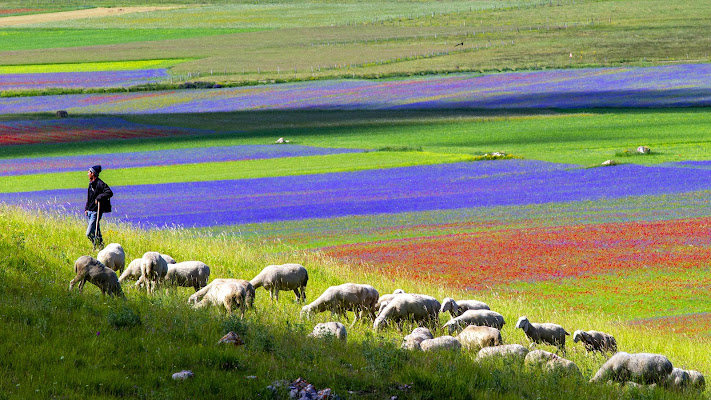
[68,243,705,393]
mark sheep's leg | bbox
[274,289,279,302]
[300,286,306,303]
[68,275,83,291]
[293,289,300,303]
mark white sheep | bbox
[572,330,617,353]
[456,325,502,351]
[525,349,582,377]
[476,344,529,362]
[419,336,461,352]
[375,289,406,314]
[137,251,168,294]
[68,255,124,298]
[515,316,569,351]
[118,258,143,283]
[97,243,125,273]
[300,283,379,325]
[308,322,347,342]
[165,261,210,292]
[440,297,490,319]
[443,309,505,335]
[250,263,308,303]
[188,278,255,319]
[590,352,673,385]
[401,327,435,350]
[161,254,177,264]
[373,294,440,331]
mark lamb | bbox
[443,309,505,335]
[572,330,617,353]
[664,368,705,390]
[456,325,502,351]
[164,261,210,292]
[590,352,673,385]
[97,243,125,273]
[137,251,168,294]
[118,258,143,283]
[250,263,308,303]
[476,344,529,362]
[419,336,461,352]
[300,283,379,325]
[401,327,435,350]
[440,297,490,318]
[373,294,440,331]
[68,255,124,298]
[188,278,254,319]
[514,316,569,351]
[308,322,347,342]
[525,350,582,377]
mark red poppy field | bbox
[324,217,711,290]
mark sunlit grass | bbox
[1,204,709,398]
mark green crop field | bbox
[0,0,708,84]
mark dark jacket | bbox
[86,178,113,214]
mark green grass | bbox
[0,28,260,52]
[0,151,474,193]
[126,108,711,166]
[0,59,191,74]
[1,204,709,399]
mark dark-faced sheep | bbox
[443,309,505,335]
[440,297,490,319]
[97,243,125,273]
[373,294,440,331]
[165,261,210,292]
[515,316,569,351]
[69,255,124,298]
[572,330,617,353]
[457,325,502,351]
[188,278,254,319]
[300,283,379,325]
[137,251,168,294]
[250,263,308,303]
[590,352,673,385]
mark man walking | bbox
[85,165,113,250]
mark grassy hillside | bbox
[1,204,709,399]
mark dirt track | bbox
[0,7,177,27]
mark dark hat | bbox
[89,165,102,176]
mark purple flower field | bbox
[2,160,709,228]
[0,69,169,91]
[0,64,710,113]
[0,145,364,176]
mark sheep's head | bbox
[572,330,585,343]
[515,316,530,331]
[299,305,313,320]
[440,297,455,314]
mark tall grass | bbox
[0,204,709,398]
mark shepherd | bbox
[85,165,113,250]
